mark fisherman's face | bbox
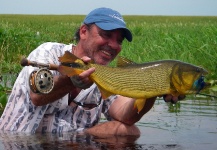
[80,24,124,65]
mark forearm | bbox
[30,75,76,106]
[30,64,95,106]
[109,96,156,125]
[85,120,140,137]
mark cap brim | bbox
[95,22,132,42]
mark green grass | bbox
[121,16,217,80]
[0,15,217,78]
[0,14,217,110]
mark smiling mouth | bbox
[102,50,113,57]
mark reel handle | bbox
[20,58,58,70]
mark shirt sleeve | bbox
[27,42,71,113]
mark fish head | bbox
[171,62,210,94]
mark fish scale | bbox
[90,62,173,98]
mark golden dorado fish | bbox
[58,51,210,112]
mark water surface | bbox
[0,96,216,150]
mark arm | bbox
[30,75,76,106]
[85,96,156,136]
[108,96,156,125]
[30,66,95,106]
[108,94,186,125]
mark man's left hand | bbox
[163,94,186,104]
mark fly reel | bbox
[29,68,54,94]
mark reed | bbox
[0,15,217,80]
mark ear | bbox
[79,24,89,40]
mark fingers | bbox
[79,67,95,79]
[80,56,92,64]
[70,56,95,89]
[70,67,95,89]
[178,95,186,100]
[163,94,186,104]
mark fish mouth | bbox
[194,75,211,94]
[197,68,210,92]
[203,82,211,88]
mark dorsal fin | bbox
[117,56,137,67]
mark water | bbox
[136,97,217,150]
[0,96,216,150]
[0,74,17,89]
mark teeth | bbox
[102,50,112,56]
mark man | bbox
[0,7,184,136]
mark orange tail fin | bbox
[59,51,78,63]
[58,65,83,77]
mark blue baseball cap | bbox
[83,7,132,42]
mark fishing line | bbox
[197,93,217,98]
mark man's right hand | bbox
[70,67,95,89]
[69,56,95,89]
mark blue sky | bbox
[0,0,217,16]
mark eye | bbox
[99,30,111,39]
[117,39,123,45]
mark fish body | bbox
[59,51,210,112]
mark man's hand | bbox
[70,68,95,89]
[70,56,95,89]
[163,94,186,104]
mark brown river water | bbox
[0,95,216,150]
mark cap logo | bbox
[109,14,125,23]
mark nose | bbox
[107,37,121,52]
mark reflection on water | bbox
[136,95,217,150]
[0,95,216,150]
[0,131,141,150]
[0,131,184,150]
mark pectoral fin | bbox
[134,99,147,113]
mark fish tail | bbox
[59,51,78,63]
[58,65,83,77]
[58,51,87,77]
